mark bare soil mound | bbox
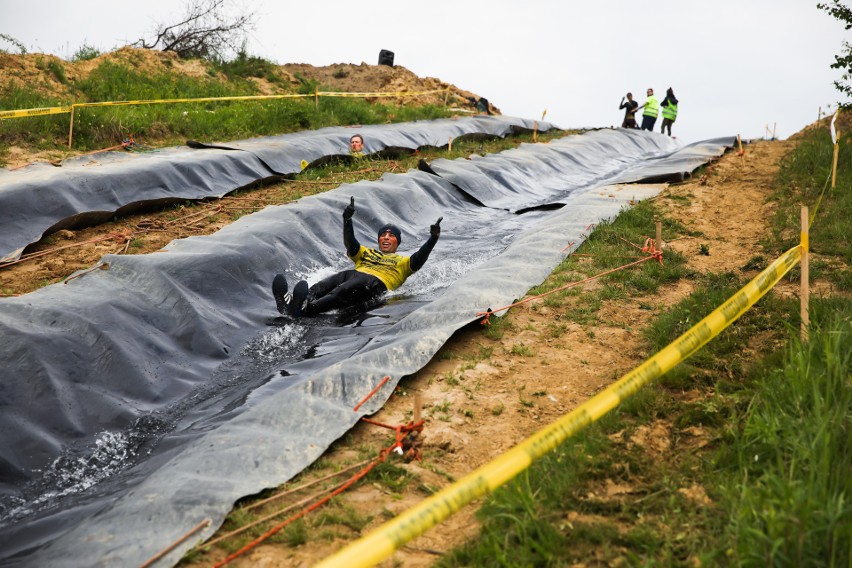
[0,47,490,112]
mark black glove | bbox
[430,217,442,238]
[343,196,355,220]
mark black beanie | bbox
[377,223,402,244]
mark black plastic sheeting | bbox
[0,126,734,567]
[0,115,549,263]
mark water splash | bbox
[241,323,304,363]
[1,430,136,522]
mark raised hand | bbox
[430,217,442,238]
[343,196,356,220]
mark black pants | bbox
[640,115,657,131]
[661,118,674,136]
[304,269,386,316]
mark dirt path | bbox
[173,138,795,568]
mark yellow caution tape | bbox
[316,244,803,568]
[72,93,311,109]
[1,88,450,121]
[317,89,449,98]
[0,105,72,120]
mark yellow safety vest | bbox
[643,96,659,118]
[662,101,678,121]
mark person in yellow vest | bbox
[637,88,659,132]
[660,87,679,136]
[272,197,442,317]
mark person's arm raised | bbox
[342,197,360,256]
[410,217,442,272]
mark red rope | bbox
[211,420,423,568]
[353,375,390,411]
[477,250,662,325]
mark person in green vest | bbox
[660,87,679,136]
[637,88,659,132]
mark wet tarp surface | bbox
[0,125,733,567]
[0,115,548,262]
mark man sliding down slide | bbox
[273,197,442,317]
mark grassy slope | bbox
[438,123,851,567]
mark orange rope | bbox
[0,232,130,269]
[242,458,372,512]
[353,375,390,411]
[477,251,662,325]
[210,423,421,568]
[361,418,425,460]
[138,518,211,568]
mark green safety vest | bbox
[643,96,659,118]
[662,101,678,121]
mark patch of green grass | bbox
[316,504,373,533]
[509,342,535,357]
[714,305,852,565]
[431,400,453,422]
[481,313,512,340]
[438,349,457,360]
[770,127,852,263]
[47,60,67,84]
[271,518,308,547]
[741,254,766,271]
[533,200,692,326]
[664,191,693,203]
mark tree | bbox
[817,1,852,102]
[0,33,27,55]
[132,0,256,61]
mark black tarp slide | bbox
[0,116,550,263]
[0,125,734,567]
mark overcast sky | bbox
[2,1,849,144]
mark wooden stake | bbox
[737,134,745,167]
[833,140,840,189]
[655,220,662,250]
[830,109,841,189]
[413,393,422,424]
[314,86,319,111]
[800,206,809,342]
[443,87,450,106]
[532,121,538,143]
[67,104,76,149]
[448,137,452,153]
